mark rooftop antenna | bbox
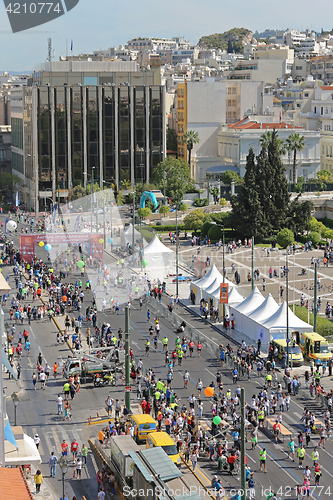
[47,38,53,62]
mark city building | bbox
[307,55,333,85]
[176,79,275,172]
[11,74,165,212]
[0,125,11,175]
[217,117,320,180]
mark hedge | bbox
[151,224,186,232]
[293,305,333,338]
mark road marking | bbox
[205,368,216,377]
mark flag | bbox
[63,178,65,189]
[52,204,57,224]
[71,39,73,52]
[15,191,18,207]
[74,215,80,232]
[279,111,282,124]
[5,217,9,237]
[69,180,73,189]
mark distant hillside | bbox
[253,29,280,39]
[198,28,253,53]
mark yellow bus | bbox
[146,431,181,466]
[299,332,332,362]
[129,414,157,442]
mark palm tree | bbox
[286,133,305,183]
[181,130,200,166]
[260,130,286,155]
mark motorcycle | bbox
[93,373,116,387]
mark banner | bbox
[219,283,229,304]
[74,215,80,232]
[52,204,58,224]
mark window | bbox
[321,107,324,115]
[314,107,317,114]
[304,93,309,97]
[296,103,301,108]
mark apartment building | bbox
[307,55,333,85]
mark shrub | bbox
[276,228,294,248]
[201,221,213,238]
[151,224,185,232]
[308,231,321,247]
[179,203,188,212]
[193,198,209,207]
[220,197,227,206]
[140,229,155,243]
[183,209,208,231]
[208,225,223,242]
[138,207,151,218]
[159,205,170,214]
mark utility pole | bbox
[125,306,131,412]
[90,168,94,233]
[251,236,254,290]
[314,262,318,332]
[132,185,135,265]
[241,387,246,500]
[103,198,106,250]
[286,249,289,367]
[222,225,225,319]
[176,205,179,296]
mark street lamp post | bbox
[176,204,179,296]
[11,392,19,426]
[286,249,289,367]
[90,167,95,233]
[59,457,68,500]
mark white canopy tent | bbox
[122,223,145,246]
[229,286,265,334]
[228,286,245,306]
[260,301,313,342]
[191,265,233,303]
[241,293,280,344]
[143,235,175,280]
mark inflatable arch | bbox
[140,191,159,212]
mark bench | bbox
[265,417,292,442]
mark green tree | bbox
[286,133,305,183]
[208,225,223,242]
[260,131,286,155]
[222,170,242,185]
[276,228,294,248]
[308,231,321,247]
[153,158,194,206]
[72,185,86,200]
[166,125,177,152]
[230,148,265,238]
[286,198,313,235]
[294,175,304,193]
[159,205,170,214]
[317,169,332,183]
[201,220,213,237]
[179,202,188,212]
[308,216,323,234]
[181,130,200,166]
[209,187,220,204]
[138,207,151,218]
[183,208,208,231]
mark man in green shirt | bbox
[81,444,88,464]
[63,382,70,400]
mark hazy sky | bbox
[0,0,331,71]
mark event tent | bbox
[228,286,245,305]
[190,265,233,303]
[122,223,144,246]
[241,293,280,344]
[143,235,175,278]
[229,287,265,334]
[261,301,313,335]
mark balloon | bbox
[77,260,85,268]
[49,269,53,273]
[45,244,51,251]
[98,238,104,244]
[27,264,30,270]
[107,238,113,244]
[204,387,214,397]
[213,416,222,425]
[142,259,149,267]
[6,220,17,232]
[39,241,44,247]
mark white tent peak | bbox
[144,235,174,254]
[248,293,279,321]
[228,286,244,304]
[234,286,264,314]
[262,301,311,329]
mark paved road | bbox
[2,214,333,500]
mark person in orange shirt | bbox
[53,363,58,379]
[273,421,280,443]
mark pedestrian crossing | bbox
[31,425,86,460]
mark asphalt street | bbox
[2,213,333,500]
